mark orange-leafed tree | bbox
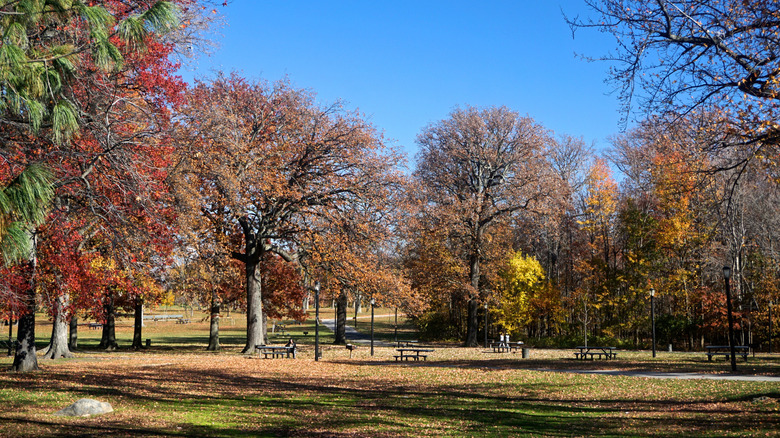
[412,106,553,346]
[174,72,405,353]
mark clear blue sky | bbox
[182,1,622,166]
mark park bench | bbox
[256,345,297,359]
[490,341,523,353]
[88,322,102,330]
[176,318,190,324]
[705,345,749,361]
[394,348,434,361]
[144,314,183,322]
[574,346,617,360]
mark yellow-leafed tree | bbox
[496,252,546,336]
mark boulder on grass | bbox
[54,398,113,417]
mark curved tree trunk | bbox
[68,314,78,351]
[334,290,347,344]
[207,293,220,351]
[132,298,144,350]
[98,294,118,350]
[42,293,74,359]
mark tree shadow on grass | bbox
[2,357,778,437]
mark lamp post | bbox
[394,306,398,345]
[723,266,737,372]
[484,302,489,348]
[650,288,656,358]
[370,297,375,356]
[769,301,774,355]
[314,281,320,362]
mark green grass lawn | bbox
[0,308,778,437]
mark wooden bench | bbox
[176,318,190,324]
[490,341,523,353]
[574,346,617,360]
[256,345,296,359]
[394,348,434,361]
[706,345,749,361]
[88,322,102,330]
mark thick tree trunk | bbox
[207,294,220,351]
[12,233,39,373]
[98,294,118,350]
[334,290,347,344]
[132,298,143,350]
[12,305,38,372]
[465,244,481,347]
[243,261,265,352]
[42,293,74,359]
[69,314,78,351]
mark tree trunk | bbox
[12,233,39,373]
[68,314,78,351]
[98,294,118,350]
[42,293,74,359]
[243,261,264,352]
[334,290,347,344]
[465,237,482,347]
[302,291,310,312]
[132,298,144,350]
[207,293,220,351]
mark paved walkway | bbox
[542,368,780,382]
[320,318,395,346]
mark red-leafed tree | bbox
[0,1,211,372]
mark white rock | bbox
[54,398,113,417]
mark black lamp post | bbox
[484,302,489,348]
[769,301,774,355]
[370,297,375,356]
[723,266,737,372]
[394,306,398,345]
[650,288,656,358]
[314,281,321,362]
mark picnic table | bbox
[88,322,102,330]
[256,345,297,359]
[490,341,523,353]
[574,346,617,360]
[394,348,434,361]
[705,345,749,361]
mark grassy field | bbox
[0,308,778,437]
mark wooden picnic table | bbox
[490,341,523,353]
[574,346,617,360]
[705,345,749,361]
[394,348,434,362]
[256,345,297,359]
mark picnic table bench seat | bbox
[256,345,297,359]
[394,348,434,362]
[573,346,617,360]
[705,345,749,361]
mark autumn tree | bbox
[174,72,405,353]
[0,0,191,372]
[412,106,553,347]
[570,1,780,166]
